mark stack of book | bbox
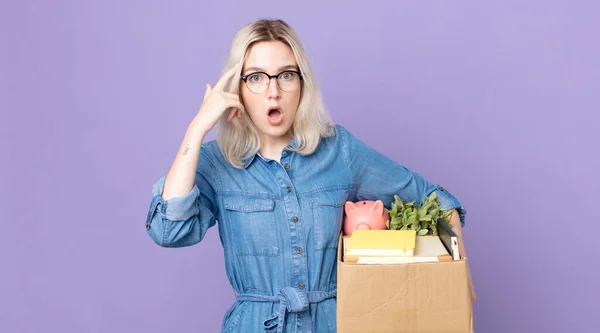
[343,222,459,264]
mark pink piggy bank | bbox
[343,200,389,235]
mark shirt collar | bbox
[242,154,257,169]
[242,137,298,169]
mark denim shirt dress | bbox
[145,124,466,333]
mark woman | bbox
[145,19,467,333]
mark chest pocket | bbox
[308,186,351,251]
[223,195,279,257]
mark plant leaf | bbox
[417,229,429,236]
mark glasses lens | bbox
[277,72,300,92]
[247,73,268,93]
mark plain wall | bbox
[2,1,598,332]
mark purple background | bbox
[2,1,599,332]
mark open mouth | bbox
[267,106,283,126]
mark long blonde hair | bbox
[216,19,335,168]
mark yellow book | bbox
[345,229,416,257]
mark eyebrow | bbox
[243,65,298,74]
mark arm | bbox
[145,133,219,248]
[339,125,466,226]
[145,64,245,247]
[161,125,206,200]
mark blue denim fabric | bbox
[145,124,466,333]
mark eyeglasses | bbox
[240,70,303,94]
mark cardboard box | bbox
[336,234,474,333]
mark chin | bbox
[259,121,293,138]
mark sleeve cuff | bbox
[434,186,467,227]
[151,176,200,221]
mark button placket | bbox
[277,154,308,297]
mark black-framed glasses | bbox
[241,70,303,94]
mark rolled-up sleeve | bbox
[145,148,218,247]
[338,125,466,226]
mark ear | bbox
[344,201,358,214]
[371,200,384,215]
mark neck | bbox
[259,132,293,162]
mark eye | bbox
[280,72,294,81]
[248,74,263,83]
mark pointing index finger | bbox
[214,63,241,91]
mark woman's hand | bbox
[190,63,246,135]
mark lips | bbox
[267,106,284,126]
[267,106,282,116]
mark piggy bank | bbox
[343,200,389,235]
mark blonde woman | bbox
[145,19,467,333]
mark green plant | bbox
[388,192,453,235]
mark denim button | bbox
[296,247,302,254]
[286,187,291,193]
[284,163,290,169]
[292,216,298,222]
[298,282,305,289]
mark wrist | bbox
[185,121,209,142]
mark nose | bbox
[266,77,281,99]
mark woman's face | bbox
[240,40,302,140]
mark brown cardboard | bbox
[337,234,474,333]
